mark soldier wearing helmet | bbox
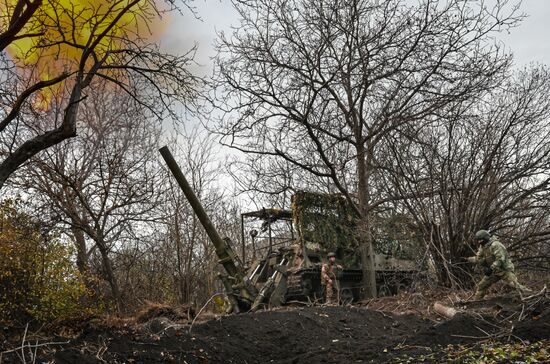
[321,252,342,305]
[467,230,531,299]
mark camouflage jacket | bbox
[321,262,341,283]
[474,236,514,274]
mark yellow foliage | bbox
[0,0,168,109]
[0,199,100,323]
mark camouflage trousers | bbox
[322,277,337,304]
[323,280,334,304]
[474,270,530,299]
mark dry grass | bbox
[135,302,195,324]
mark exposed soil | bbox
[1,292,549,363]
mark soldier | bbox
[321,252,342,305]
[467,230,531,299]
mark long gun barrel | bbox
[159,146,256,312]
[160,146,239,276]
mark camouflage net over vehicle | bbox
[291,191,359,255]
[291,191,423,265]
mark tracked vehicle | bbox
[160,147,422,313]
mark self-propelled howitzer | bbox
[159,146,256,313]
[160,146,422,312]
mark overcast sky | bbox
[498,0,550,66]
[162,0,237,77]
[163,0,550,77]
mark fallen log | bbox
[434,302,458,319]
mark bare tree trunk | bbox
[173,203,186,304]
[357,143,377,298]
[71,226,89,275]
[0,74,82,190]
[185,215,199,303]
[97,239,123,314]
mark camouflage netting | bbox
[291,191,423,265]
[292,191,359,256]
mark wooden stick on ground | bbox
[521,285,547,302]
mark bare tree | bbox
[0,0,197,189]
[211,0,521,297]
[381,65,550,285]
[227,154,335,210]
[161,128,239,305]
[18,80,165,313]
[110,128,242,309]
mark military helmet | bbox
[327,252,336,258]
[475,230,491,243]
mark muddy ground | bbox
[1,293,549,364]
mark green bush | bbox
[0,199,100,323]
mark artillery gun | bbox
[160,146,422,313]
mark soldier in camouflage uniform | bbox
[321,252,342,305]
[467,230,531,299]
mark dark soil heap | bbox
[3,303,548,364]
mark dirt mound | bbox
[2,304,550,364]
[30,306,430,364]
[190,306,430,363]
[513,307,550,342]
